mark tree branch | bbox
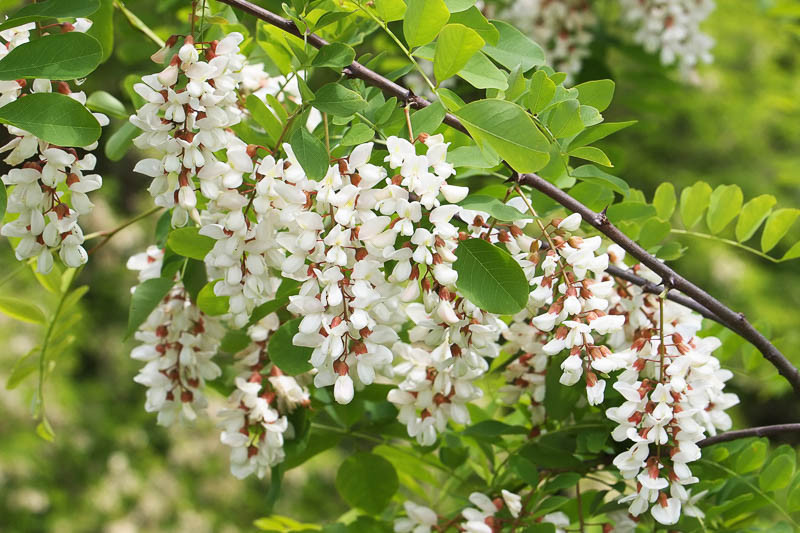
[698,423,800,448]
[216,0,800,396]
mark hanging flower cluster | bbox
[219,315,311,479]
[0,20,107,273]
[617,0,715,72]
[127,246,224,426]
[500,0,596,81]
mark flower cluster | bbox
[603,265,737,524]
[0,21,107,273]
[218,315,310,479]
[394,491,523,533]
[127,246,224,426]
[500,0,596,81]
[618,0,715,72]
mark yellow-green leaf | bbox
[706,184,743,234]
[434,24,484,82]
[736,194,776,242]
[679,181,712,230]
[761,208,800,253]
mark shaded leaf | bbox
[335,452,398,514]
[268,318,314,375]
[126,277,174,337]
[0,92,101,147]
[0,32,102,80]
[453,238,528,314]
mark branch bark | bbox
[216,0,800,396]
[698,423,800,448]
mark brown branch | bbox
[216,0,800,397]
[698,423,800,448]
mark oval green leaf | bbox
[126,277,174,337]
[290,128,329,181]
[454,99,549,173]
[403,0,449,48]
[761,208,800,253]
[0,296,47,324]
[86,90,127,119]
[167,227,215,261]
[312,82,367,117]
[197,281,229,316]
[434,23,484,83]
[736,194,776,242]
[574,79,615,112]
[0,32,102,81]
[335,452,399,514]
[482,20,544,71]
[679,181,712,230]
[0,92,101,147]
[0,0,100,32]
[706,184,743,235]
[454,238,528,314]
[653,182,676,220]
[268,317,314,376]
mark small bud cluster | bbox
[618,0,715,72]
[500,0,596,81]
[0,21,107,273]
[128,246,224,426]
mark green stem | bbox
[86,206,163,255]
[114,0,166,47]
[670,228,780,263]
[355,2,437,94]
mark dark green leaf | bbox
[268,317,314,375]
[0,32,102,80]
[246,94,282,144]
[197,281,229,316]
[463,420,527,438]
[0,0,100,32]
[312,43,356,69]
[104,121,139,161]
[86,0,113,62]
[0,92,101,147]
[571,165,629,196]
[167,227,215,261]
[290,128,329,181]
[509,455,539,487]
[453,238,528,314]
[335,452,398,514]
[759,445,795,491]
[312,82,368,116]
[403,100,446,139]
[126,277,174,337]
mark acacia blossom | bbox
[0,20,107,273]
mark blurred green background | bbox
[0,0,799,531]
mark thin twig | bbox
[86,206,163,255]
[214,0,800,396]
[698,423,800,448]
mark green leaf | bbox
[167,227,215,261]
[527,70,556,114]
[444,0,475,11]
[761,208,800,253]
[569,146,611,167]
[448,6,498,45]
[312,43,356,69]
[6,348,39,390]
[254,515,322,532]
[104,121,139,161]
[0,92,100,147]
[453,238,528,314]
[447,144,499,169]
[574,79,615,112]
[437,87,466,111]
[0,0,100,32]
[456,51,508,90]
[759,445,796,492]
[509,455,539,487]
[340,123,374,146]
[638,217,671,249]
[197,281,229,316]
[679,181,712,230]
[524,524,556,533]
[736,194,776,242]
[246,94,283,144]
[706,184,743,234]
[454,99,549,173]
[606,202,657,224]
[0,32,102,80]
[268,317,314,375]
[782,241,800,261]
[373,0,406,22]
[483,20,544,71]
[434,24,484,82]
[568,182,613,212]
[653,182,676,220]
[403,0,449,48]
[126,277,174,337]
[86,0,113,62]
[290,128,329,181]
[547,99,584,138]
[571,164,629,196]
[463,420,527,438]
[335,452,399,514]
[36,417,55,442]
[735,439,768,473]
[312,82,367,117]
[86,91,127,119]
[567,121,636,151]
[0,296,46,324]
[459,195,529,221]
